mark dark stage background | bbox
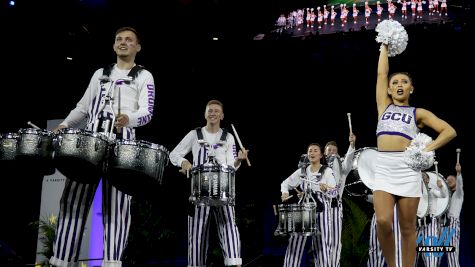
[1,0,473,266]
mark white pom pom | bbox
[405,133,435,171]
[375,19,409,57]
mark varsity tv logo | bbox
[417,227,456,257]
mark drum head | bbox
[426,171,450,218]
[417,180,429,218]
[353,147,377,190]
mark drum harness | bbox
[195,127,228,162]
[297,155,328,213]
[94,64,144,140]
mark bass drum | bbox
[417,177,429,219]
[345,147,377,197]
[426,171,451,218]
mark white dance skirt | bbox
[373,151,422,197]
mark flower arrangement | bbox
[30,214,57,267]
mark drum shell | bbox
[17,128,54,159]
[0,133,19,160]
[106,139,169,196]
[275,203,318,236]
[417,180,429,218]
[53,128,109,182]
[352,147,378,190]
[426,171,451,218]
[108,140,169,181]
[190,163,236,206]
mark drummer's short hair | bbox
[115,27,141,44]
[324,141,338,151]
[206,100,224,112]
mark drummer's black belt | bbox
[331,198,339,208]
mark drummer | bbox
[49,27,156,267]
[280,142,337,267]
[416,171,448,267]
[323,132,356,266]
[169,99,248,267]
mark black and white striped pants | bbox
[367,207,402,267]
[188,205,241,267]
[50,178,131,267]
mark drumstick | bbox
[282,195,294,201]
[272,205,278,216]
[347,113,353,134]
[117,85,122,134]
[456,148,461,164]
[434,161,439,176]
[231,124,251,166]
[27,121,41,130]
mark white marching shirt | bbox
[281,165,336,194]
[61,64,155,137]
[447,174,464,218]
[169,127,240,169]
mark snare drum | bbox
[0,133,19,161]
[54,128,109,183]
[426,171,451,218]
[346,147,378,196]
[417,178,429,219]
[107,139,169,196]
[190,162,235,206]
[274,203,318,236]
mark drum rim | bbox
[115,139,169,153]
[277,202,318,208]
[417,180,429,218]
[192,163,236,173]
[58,128,109,141]
[352,146,378,190]
[1,132,19,139]
[18,128,54,136]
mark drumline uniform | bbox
[366,195,403,267]
[443,173,463,267]
[169,127,241,267]
[417,175,447,267]
[50,64,155,267]
[280,165,336,267]
[375,104,422,198]
[327,145,355,267]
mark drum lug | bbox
[76,136,82,149]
